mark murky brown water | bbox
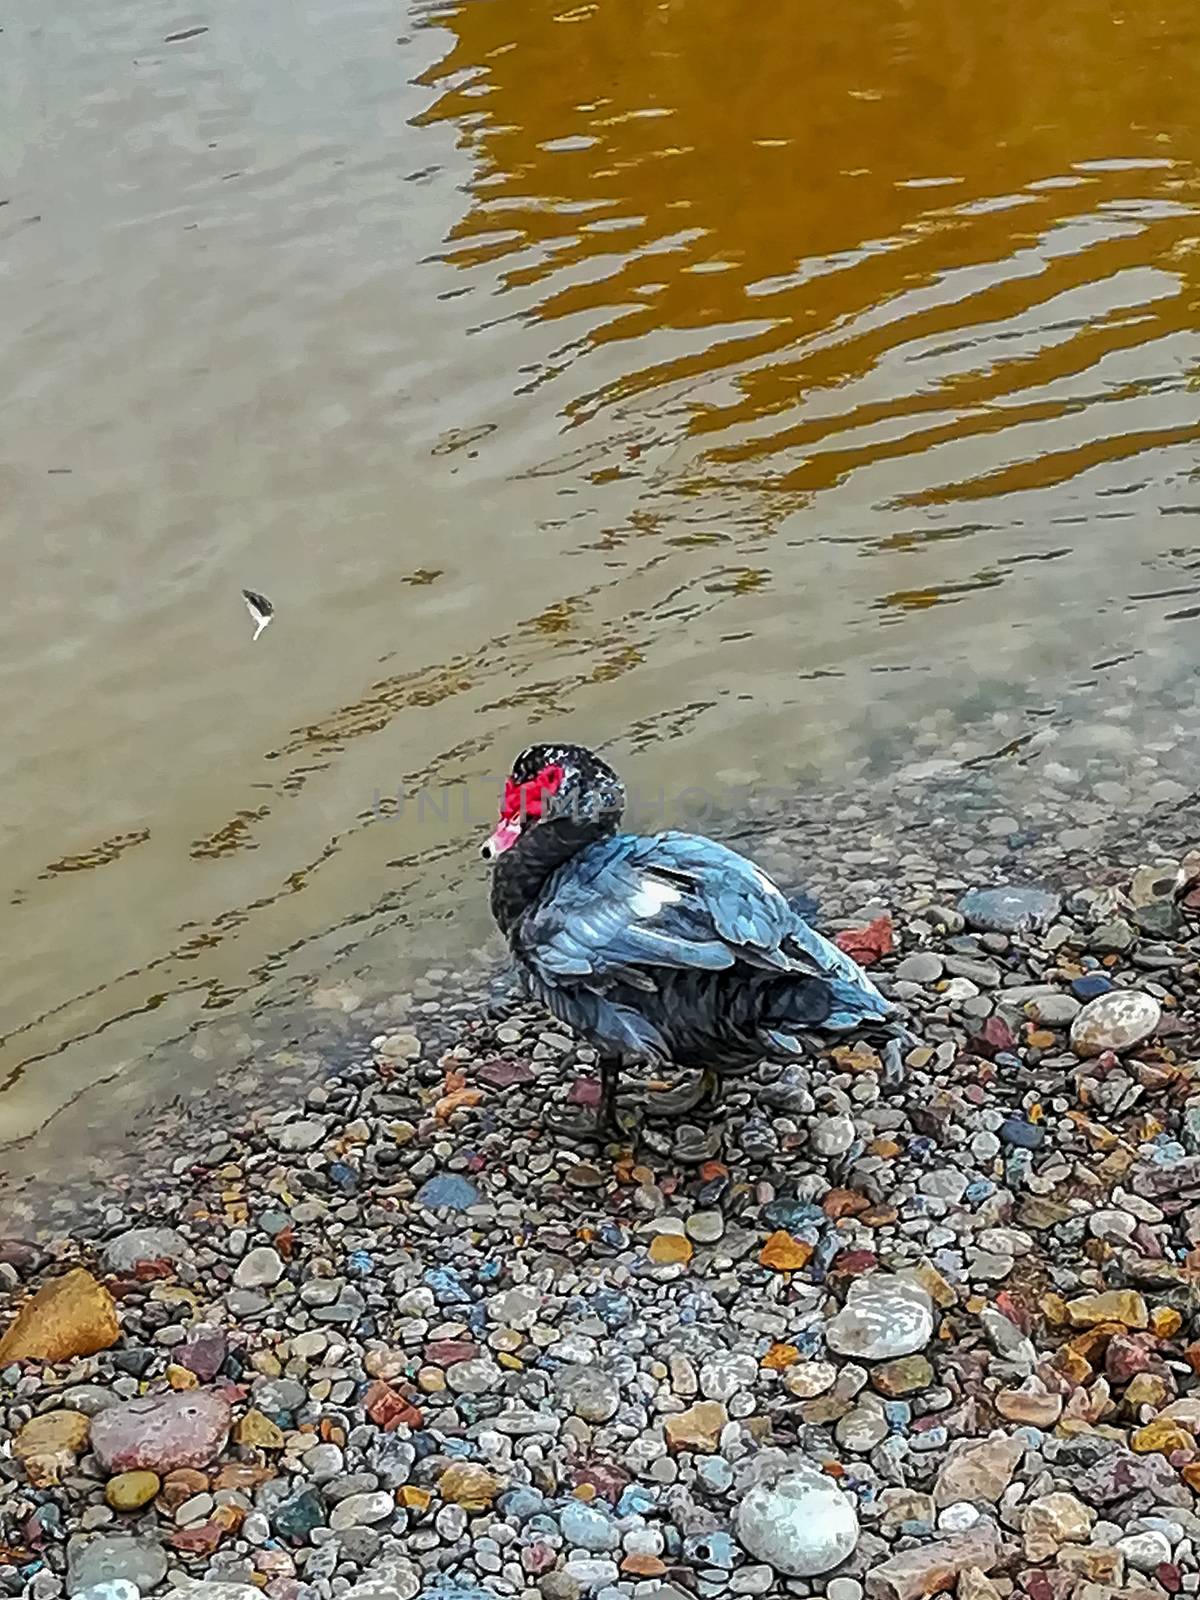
[4,0,1200,1171]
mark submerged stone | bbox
[958,887,1061,935]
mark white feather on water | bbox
[242,589,274,642]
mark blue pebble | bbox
[560,1501,618,1552]
[478,1259,502,1282]
[30,1503,61,1531]
[423,1266,472,1305]
[347,1249,373,1276]
[994,1052,1023,1071]
[419,1582,496,1600]
[440,1436,474,1458]
[1072,973,1114,1000]
[329,1161,359,1195]
[617,1485,656,1517]
[963,1179,995,1206]
[809,1232,841,1282]
[1152,1140,1187,1165]
[416,1173,481,1212]
[696,1456,734,1493]
[696,1175,729,1206]
[273,1485,327,1540]
[1000,1117,1044,1150]
[761,1199,825,1231]
[883,1400,911,1430]
[686,1532,736,1569]
[588,1290,634,1329]
[498,1488,546,1522]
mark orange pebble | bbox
[759,1232,813,1272]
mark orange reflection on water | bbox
[421,0,1200,515]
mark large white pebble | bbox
[1117,1530,1173,1573]
[1071,990,1161,1057]
[826,1274,934,1360]
[735,1456,859,1576]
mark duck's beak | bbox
[480,817,521,861]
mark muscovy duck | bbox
[482,742,894,1135]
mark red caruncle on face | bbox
[482,763,565,860]
[500,763,564,824]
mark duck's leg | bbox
[544,1055,628,1142]
[598,1053,623,1137]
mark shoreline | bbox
[5,638,1200,1176]
[4,730,1198,1227]
[2,775,1200,1600]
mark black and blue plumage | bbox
[483,742,892,1133]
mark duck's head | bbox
[481,742,626,861]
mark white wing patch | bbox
[628,876,684,920]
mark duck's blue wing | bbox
[518,830,887,1021]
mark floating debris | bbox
[241,587,273,642]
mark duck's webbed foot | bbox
[544,1056,631,1143]
[859,1021,914,1086]
[636,1066,721,1119]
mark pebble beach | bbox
[4,743,1200,1600]
[8,0,1200,1588]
